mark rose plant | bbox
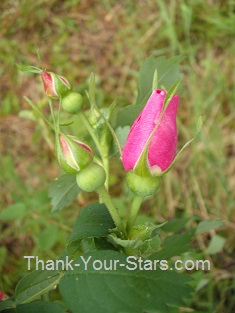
[1,57,204,313]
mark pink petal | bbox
[122,89,178,172]
[41,71,57,97]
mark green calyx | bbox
[61,92,84,114]
[126,171,161,197]
[76,162,106,192]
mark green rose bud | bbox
[41,71,72,99]
[61,92,84,114]
[56,134,93,174]
[126,171,161,197]
[76,162,106,192]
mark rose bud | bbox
[122,89,178,173]
[56,134,93,174]
[41,71,72,99]
[122,89,178,196]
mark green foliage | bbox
[48,174,79,212]
[59,250,192,313]
[196,220,224,235]
[152,230,195,260]
[0,302,67,313]
[67,203,115,245]
[205,235,226,255]
[0,203,27,221]
[38,224,58,251]
[136,55,183,107]
[115,55,183,128]
[14,270,62,305]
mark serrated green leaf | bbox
[196,220,224,234]
[116,104,141,128]
[161,217,191,233]
[48,174,79,212]
[1,301,67,313]
[68,203,115,245]
[15,270,63,305]
[151,230,195,260]
[116,55,183,129]
[136,55,183,107]
[59,250,192,313]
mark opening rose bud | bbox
[122,89,178,174]
[41,71,72,99]
[56,134,93,174]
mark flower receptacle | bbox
[76,162,106,192]
[126,171,161,197]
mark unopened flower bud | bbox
[126,171,161,197]
[61,92,84,114]
[56,134,93,174]
[41,71,72,99]
[76,162,106,192]
[122,89,178,174]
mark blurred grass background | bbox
[0,0,235,312]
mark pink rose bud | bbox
[56,134,93,174]
[41,71,72,99]
[122,89,178,174]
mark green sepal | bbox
[108,222,162,256]
[16,63,42,74]
[129,222,167,241]
[152,68,158,91]
[162,78,181,111]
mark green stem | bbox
[127,196,144,233]
[97,186,127,238]
[80,112,102,153]
[102,156,109,189]
[42,292,50,302]
[80,111,110,188]
[48,99,56,129]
